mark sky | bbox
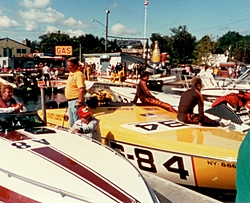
[1,0,250,44]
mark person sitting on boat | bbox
[133,68,177,113]
[110,67,118,83]
[177,77,222,127]
[118,67,125,83]
[70,106,98,138]
[0,84,27,113]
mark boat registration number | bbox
[108,141,236,189]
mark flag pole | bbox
[143,0,148,60]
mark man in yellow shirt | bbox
[65,57,85,127]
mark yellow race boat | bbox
[38,101,245,192]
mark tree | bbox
[169,26,196,66]
[217,31,243,57]
[150,33,166,51]
[194,35,219,66]
[30,40,40,53]
[39,32,71,53]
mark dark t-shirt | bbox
[177,87,204,122]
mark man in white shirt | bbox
[43,62,50,86]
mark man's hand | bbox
[74,101,83,107]
[15,103,24,111]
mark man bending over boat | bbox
[70,106,98,138]
[0,84,27,113]
[133,68,177,113]
[177,77,224,127]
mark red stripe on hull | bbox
[0,185,39,203]
[0,131,31,142]
[31,147,136,202]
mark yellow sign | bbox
[55,46,72,56]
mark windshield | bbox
[0,112,45,132]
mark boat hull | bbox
[39,105,245,191]
[0,112,158,203]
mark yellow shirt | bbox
[213,68,219,75]
[65,70,85,100]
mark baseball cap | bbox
[78,106,92,118]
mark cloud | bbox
[62,17,90,28]
[25,21,39,31]
[19,8,89,30]
[19,7,64,23]
[239,29,250,35]
[67,29,86,38]
[45,25,60,34]
[44,26,85,38]
[109,3,118,9]
[0,15,19,28]
[110,23,140,36]
[19,0,50,9]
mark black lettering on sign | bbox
[135,124,158,131]
[163,156,189,180]
[11,142,31,149]
[207,160,217,166]
[158,120,186,128]
[33,139,50,145]
[135,148,157,173]
[110,142,125,157]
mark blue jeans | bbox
[68,99,79,127]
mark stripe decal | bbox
[0,131,31,142]
[31,147,137,203]
[0,185,39,203]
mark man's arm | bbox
[78,87,85,102]
[140,81,155,98]
[74,87,85,107]
[0,107,15,113]
[81,118,98,134]
[197,92,205,121]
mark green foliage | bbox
[170,26,197,66]
[194,35,219,66]
[30,28,250,64]
[149,26,196,66]
[31,32,121,58]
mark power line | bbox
[192,17,250,32]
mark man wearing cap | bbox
[133,69,177,113]
[70,106,98,138]
[65,57,86,127]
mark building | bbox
[0,37,31,58]
[83,52,146,72]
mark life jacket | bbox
[212,93,243,110]
[0,97,18,112]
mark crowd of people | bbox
[1,56,250,201]
[0,59,240,134]
[198,64,248,79]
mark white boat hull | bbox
[0,112,158,203]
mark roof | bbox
[0,37,30,48]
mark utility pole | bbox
[105,10,110,53]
